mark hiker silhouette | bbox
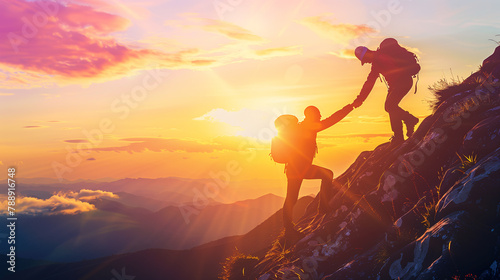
[353,38,420,146]
[280,104,354,237]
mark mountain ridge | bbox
[1,196,314,280]
[0,193,285,262]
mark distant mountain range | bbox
[0,193,285,262]
[1,196,314,280]
[1,177,290,205]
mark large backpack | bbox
[378,38,420,77]
[270,115,299,164]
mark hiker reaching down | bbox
[272,104,354,238]
[353,38,421,146]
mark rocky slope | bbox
[246,52,500,280]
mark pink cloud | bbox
[0,0,134,77]
[57,3,130,34]
[64,139,90,143]
[0,0,216,87]
[23,125,45,128]
[0,1,302,88]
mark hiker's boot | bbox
[405,115,419,137]
[390,135,404,147]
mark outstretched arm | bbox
[318,104,354,131]
[353,68,379,108]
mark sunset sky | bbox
[1,0,499,194]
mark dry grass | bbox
[454,153,478,175]
[428,72,480,111]
[220,251,259,280]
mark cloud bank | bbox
[0,189,117,215]
[0,2,302,88]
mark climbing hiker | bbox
[353,38,421,146]
[272,104,354,238]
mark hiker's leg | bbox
[385,89,404,139]
[304,165,334,213]
[283,178,302,231]
[386,77,415,122]
[385,76,414,138]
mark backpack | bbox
[270,115,299,164]
[378,38,420,77]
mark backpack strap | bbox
[412,54,419,94]
[379,73,389,90]
[414,73,419,94]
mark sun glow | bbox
[195,108,279,141]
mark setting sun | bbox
[195,107,279,140]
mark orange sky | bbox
[1,0,499,193]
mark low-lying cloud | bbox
[63,189,118,201]
[0,189,117,215]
